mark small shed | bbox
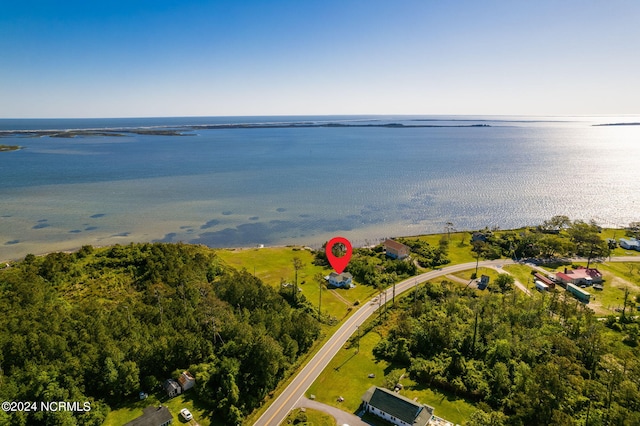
[478,275,490,290]
[163,379,182,398]
[178,371,196,392]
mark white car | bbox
[180,408,193,421]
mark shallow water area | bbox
[1,115,639,261]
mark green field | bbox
[216,246,380,321]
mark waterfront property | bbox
[326,272,354,289]
[384,239,410,259]
[361,386,434,426]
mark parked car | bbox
[180,408,193,421]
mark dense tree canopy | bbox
[373,281,640,426]
[469,217,612,261]
[0,243,320,425]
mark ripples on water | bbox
[1,116,639,259]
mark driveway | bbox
[295,397,369,426]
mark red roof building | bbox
[555,267,602,286]
[384,239,410,259]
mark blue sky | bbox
[1,0,639,118]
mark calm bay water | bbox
[1,115,639,260]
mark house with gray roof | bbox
[124,405,173,426]
[362,386,434,426]
[326,272,354,289]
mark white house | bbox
[362,386,434,426]
[326,272,354,289]
[619,238,640,251]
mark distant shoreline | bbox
[0,122,490,138]
[593,122,640,126]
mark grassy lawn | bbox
[586,262,640,314]
[405,232,477,265]
[216,246,379,321]
[306,325,476,425]
[503,264,537,288]
[104,391,212,426]
[281,408,335,426]
[451,266,500,283]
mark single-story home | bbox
[619,238,640,251]
[124,406,173,426]
[556,267,603,286]
[361,386,434,426]
[163,379,182,398]
[384,239,410,259]
[326,272,354,289]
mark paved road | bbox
[254,259,513,426]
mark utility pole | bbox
[315,273,324,321]
[292,257,303,305]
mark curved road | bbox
[254,259,513,426]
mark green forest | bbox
[0,243,320,425]
[372,280,640,426]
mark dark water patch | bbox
[180,225,193,230]
[33,223,50,229]
[111,232,131,237]
[90,213,106,218]
[191,214,383,248]
[37,219,48,222]
[154,233,179,243]
[5,240,19,245]
[249,216,259,221]
[222,211,233,216]
[191,222,278,247]
[1,215,12,218]
[69,229,82,233]
[299,214,310,218]
[85,226,98,231]
[276,207,286,212]
[267,220,296,232]
[201,219,221,229]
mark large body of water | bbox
[1,115,639,261]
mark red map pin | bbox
[325,236,353,274]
